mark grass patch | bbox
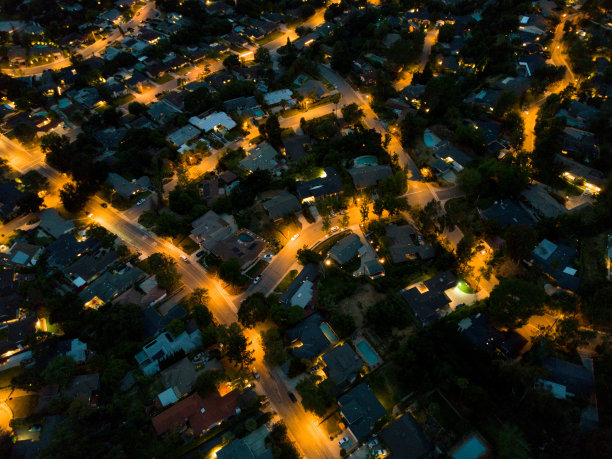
[174,235,199,255]
[111,191,151,211]
[321,412,343,437]
[113,93,136,106]
[427,391,471,437]
[245,259,268,278]
[224,128,241,142]
[275,269,298,293]
[368,366,404,411]
[138,211,157,228]
[445,197,481,235]
[0,366,21,388]
[154,73,174,84]
[457,278,474,293]
[256,30,283,45]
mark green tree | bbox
[127,101,147,116]
[59,182,89,213]
[218,258,244,286]
[488,279,546,328]
[295,374,336,417]
[43,356,77,387]
[456,167,482,196]
[254,46,271,65]
[167,318,185,337]
[261,327,288,366]
[17,192,44,213]
[504,225,537,261]
[238,292,271,328]
[221,323,254,368]
[144,253,181,291]
[101,358,129,390]
[223,53,240,69]
[296,247,321,265]
[341,103,364,124]
[360,201,369,224]
[195,370,225,396]
[339,213,350,228]
[322,215,331,233]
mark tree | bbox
[296,247,321,265]
[221,323,254,368]
[238,292,271,328]
[266,423,300,459]
[261,327,288,366]
[43,356,77,387]
[181,288,214,327]
[259,114,282,149]
[341,103,364,124]
[101,358,129,390]
[330,312,356,339]
[59,182,89,213]
[456,168,482,196]
[13,122,36,144]
[456,233,475,265]
[127,101,147,116]
[17,192,44,213]
[504,225,537,261]
[339,213,350,228]
[144,253,181,291]
[167,318,185,337]
[322,215,331,233]
[295,374,336,417]
[254,46,271,65]
[223,53,240,69]
[218,258,244,286]
[360,201,369,224]
[194,370,225,396]
[488,279,546,328]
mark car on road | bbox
[338,436,349,446]
[252,370,260,380]
[288,391,297,402]
[86,211,93,218]
[136,198,146,206]
[101,203,108,208]
[367,438,379,448]
[195,250,205,258]
[253,275,261,285]
[290,233,300,241]
[330,226,339,233]
[180,255,190,263]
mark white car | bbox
[253,275,261,284]
[136,198,146,206]
[330,226,339,233]
[290,233,300,241]
[338,436,349,446]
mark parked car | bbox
[253,275,261,285]
[338,436,349,446]
[195,250,205,257]
[288,391,297,402]
[180,255,189,262]
[136,198,146,206]
[330,226,339,233]
[252,370,260,380]
[367,438,379,448]
[101,203,108,208]
[290,233,300,241]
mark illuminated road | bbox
[522,13,578,152]
[394,27,439,90]
[1,2,157,77]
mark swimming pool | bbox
[355,339,380,366]
[424,132,437,148]
[451,435,487,459]
[319,323,338,343]
[353,155,377,167]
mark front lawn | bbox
[275,270,298,293]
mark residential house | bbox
[148,100,181,124]
[190,210,234,250]
[46,234,99,269]
[479,200,534,227]
[263,89,294,107]
[6,242,43,267]
[239,141,278,172]
[106,172,142,198]
[348,164,392,189]
[141,304,188,340]
[79,266,146,308]
[152,389,240,436]
[115,275,167,308]
[63,249,119,287]
[210,230,267,271]
[400,84,426,109]
[189,112,236,133]
[380,413,433,459]
[557,155,605,194]
[160,357,198,398]
[196,178,221,207]
[0,316,37,357]
[561,127,599,159]
[286,312,337,360]
[364,259,385,279]
[262,191,301,221]
[536,357,594,399]
[38,208,75,239]
[521,183,568,220]
[94,127,128,152]
[531,239,580,291]
[401,271,457,326]
[296,80,330,101]
[279,263,319,308]
[63,373,100,406]
[321,344,364,394]
[458,312,527,359]
[58,338,88,365]
[126,71,150,92]
[167,124,201,148]
[282,134,313,162]
[216,439,256,459]
[338,383,386,443]
[223,96,259,114]
[385,223,434,262]
[518,54,546,77]
[328,234,365,266]
[296,167,344,203]
[135,329,202,376]
[68,87,102,109]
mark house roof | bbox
[223,96,258,112]
[210,230,266,270]
[0,182,24,217]
[380,413,432,459]
[328,233,364,265]
[62,373,100,402]
[152,389,240,435]
[190,210,233,250]
[532,239,579,291]
[401,271,457,325]
[543,357,593,396]
[189,112,236,132]
[64,249,118,285]
[385,223,433,263]
[217,439,256,459]
[0,316,36,355]
[167,124,200,147]
[38,208,75,238]
[480,200,534,227]
[282,134,313,162]
[262,191,301,220]
[46,234,99,268]
[240,141,278,172]
[106,173,140,198]
[296,80,329,99]
[279,263,320,306]
[322,344,364,393]
[142,304,188,340]
[8,242,42,266]
[338,383,386,442]
[79,266,146,306]
[458,312,527,358]
[296,167,344,201]
[160,357,197,396]
[286,312,336,360]
[348,164,393,188]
